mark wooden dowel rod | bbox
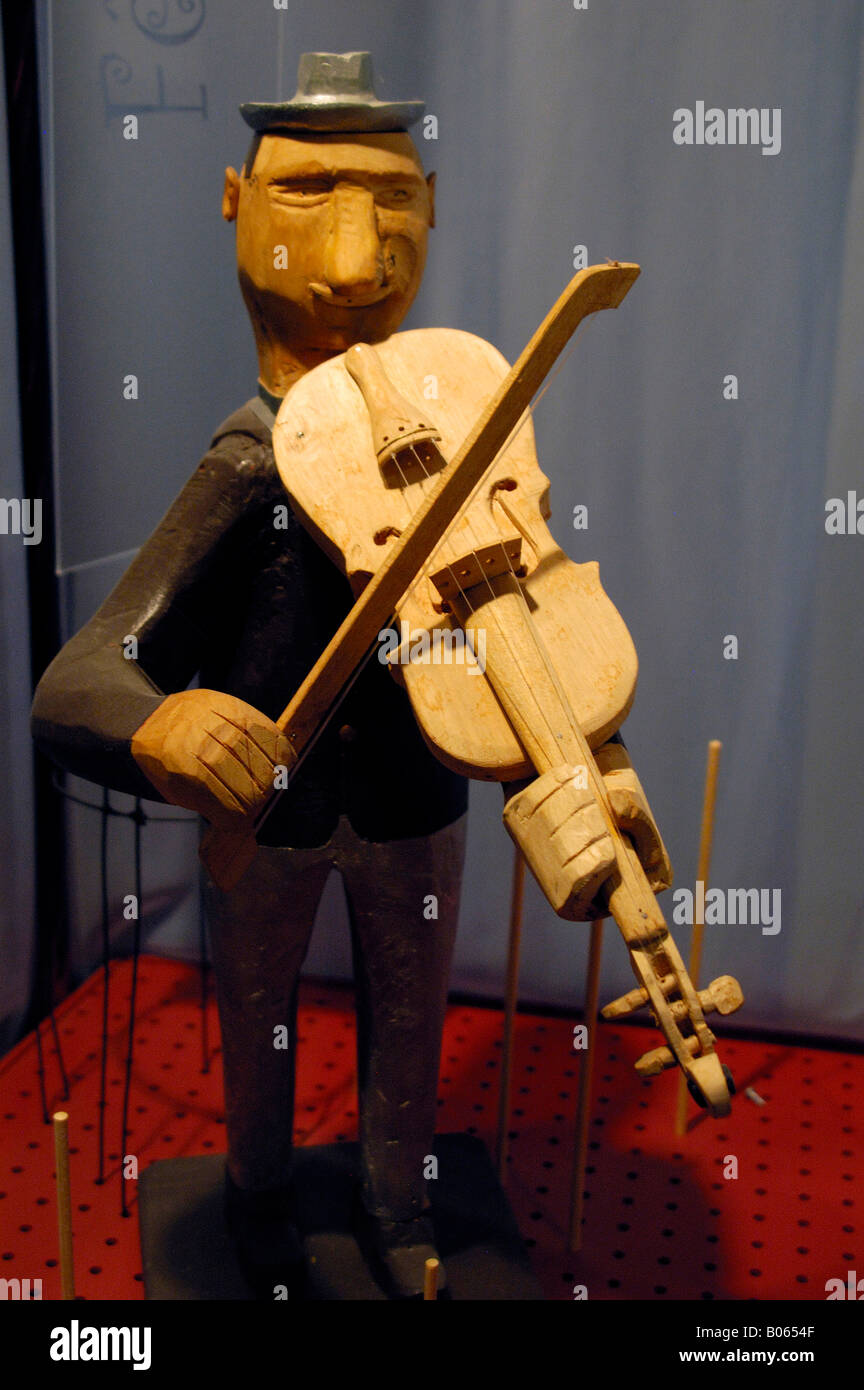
[496,848,526,1182]
[53,1111,75,1301]
[568,918,604,1251]
[423,1257,439,1300]
[675,740,722,1135]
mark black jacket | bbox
[31,401,468,847]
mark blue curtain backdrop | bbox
[0,8,36,1052]
[8,0,862,1043]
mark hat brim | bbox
[240,99,425,134]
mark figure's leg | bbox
[203,843,332,1189]
[202,841,331,1291]
[337,814,467,1292]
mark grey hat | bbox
[240,52,424,134]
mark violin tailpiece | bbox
[344,341,443,482]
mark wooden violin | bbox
[200,263,743,1116]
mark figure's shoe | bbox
[355,1201,448,1300]
[224,1170,305,1300]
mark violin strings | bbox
[386,448,560,768]
[393,326,597,767]
[415,313,596,580]
[395,438,586,776]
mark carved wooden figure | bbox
[34,53,466,1300]
[31,52,743,1301]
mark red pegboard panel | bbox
[0,956,859,1300]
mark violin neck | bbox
[451,573,731,1112]
[452,571,624,823]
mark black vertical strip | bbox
[97,787,110,1184]
[1,0,68,1031]
[120,800,144,1219]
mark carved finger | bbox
[216,714,296,787]
[205,720,279,795]
[193,751,253,816]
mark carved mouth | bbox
[309,282,394,308]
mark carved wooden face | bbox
[225,132,435,357]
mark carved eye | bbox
[270,180,332,205]
[376,186,414,208]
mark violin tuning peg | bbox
[699,975,744,1017]
[602,984,650,1019]
[665,976,743,1024]
[601,973,677,1019]
[635,1035,700,1077]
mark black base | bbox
[138,1133,544,1300]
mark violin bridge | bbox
[429,538,523,601]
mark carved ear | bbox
[222,167,240,223]
[426,171,436,229]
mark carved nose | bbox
[323,185,384,297]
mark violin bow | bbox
[199,261,639,888]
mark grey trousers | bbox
[202,813,467,1221]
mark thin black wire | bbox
[47,1008,69,1099]
[48,776,211,1169]
[97,786,110,1185]
[35,987,70,1125]
[33,1016,48,1123]
[120,800,144,1217]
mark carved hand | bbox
[503,741,672,921]
[594,740,673,894]
[131,689,295,827]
